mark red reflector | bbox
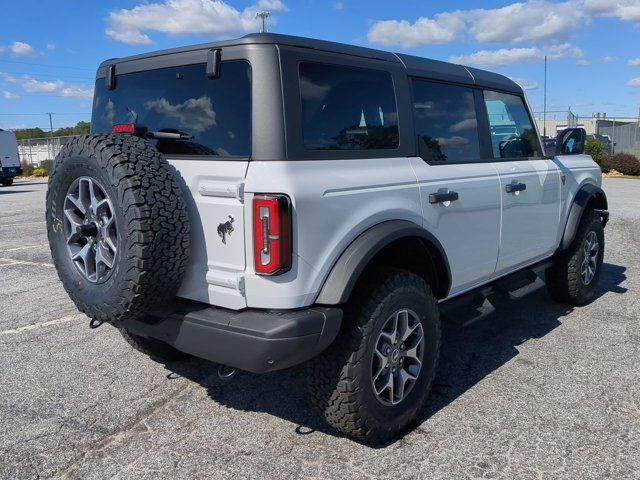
[112,124,136,134]
[252,195,292,275]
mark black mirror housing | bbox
[555,128,586,156]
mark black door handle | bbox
[505,182,527,193]
[429,190,459,204]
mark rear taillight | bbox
[252,195,292,275]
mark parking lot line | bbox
[0,244,48,252]
[0,220,46,227]
[0,313,85,335]
[0,258,55,268]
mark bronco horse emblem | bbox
[217,215,235,244]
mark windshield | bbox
[91,61,251,157]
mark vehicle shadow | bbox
[0,189,36,195]
[163,262,627,446]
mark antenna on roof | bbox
[256,11,270,33]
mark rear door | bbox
[481,90,561,274]
[0,130,21,169]
[409,79,502,295]
[91,53,252,309]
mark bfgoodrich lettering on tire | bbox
[308,268,441,443]
[46,134,190,324]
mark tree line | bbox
[13,121,90,140]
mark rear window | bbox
[299,62,399,150]
[411,79,481,163]
[91,61,251,157]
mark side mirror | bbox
[555,128,586,156]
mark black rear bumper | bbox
[123,301,342,373]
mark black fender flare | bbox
[560,183,608,250]
[315,220,451,305]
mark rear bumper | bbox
[0,166,22,178]
[123,301,343,373]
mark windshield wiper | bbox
[146,130,194,140]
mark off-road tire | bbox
[546,211,604,305]
[1,178,13,187]
[46,134,190,324]
[119,327,187,362]
[308,268,441,443]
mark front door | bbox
[482,90,561,274]
[409,79,502,296]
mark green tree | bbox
[585,137,607,171]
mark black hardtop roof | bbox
[100,33,521,94]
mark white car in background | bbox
[0,129,22,186]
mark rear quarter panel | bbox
[243,158,422,308]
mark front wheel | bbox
[547,211,605,305]
[308,269,441,443]
[1,179,13,187]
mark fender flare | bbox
[560,183,608,250]
[315,220,451,305]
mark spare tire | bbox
[46,134,190,324]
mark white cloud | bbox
[508,77,539,90]
[46,43,56,51]
[601,56,617,63]
[367,1,640,49]
[367,15,461,48]
[334,1,344,11]
[0,41,35,57]
[628,58,640,66]
[0,73,93,98]
[144,96,216,133]
[368,1,587,48]
[577,59,591,66]
[627,77,640,87]
[106,0,288,45]
[2,90,19,100]
[584,0,640,25]
[449,44,583,68]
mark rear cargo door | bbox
[0,130,21,168]
[91,58,252,309]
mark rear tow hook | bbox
[217,365,237,380]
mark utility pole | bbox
[46,112,55,161]
[256,11,270,33]
[543,55,547,138]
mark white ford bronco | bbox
[46,34,609,442]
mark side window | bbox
[484,91,541,159]
[299,62,399,150]
[411,79,481,163]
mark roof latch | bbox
[206,49,221,79]
[105,65,116,90]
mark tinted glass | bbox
[484,91,541,159]
[91,61,251,156]
[411,80,481,163]
[299,62,399,150]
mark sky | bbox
[1,0,640,131]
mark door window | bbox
[484,91,541,159]
[411,80,481,163]
[298,62,399,150]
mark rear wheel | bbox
[1,179,13,187]
[308,269,441,443]
[547,211,605,305]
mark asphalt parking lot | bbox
[1,178,638,479]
